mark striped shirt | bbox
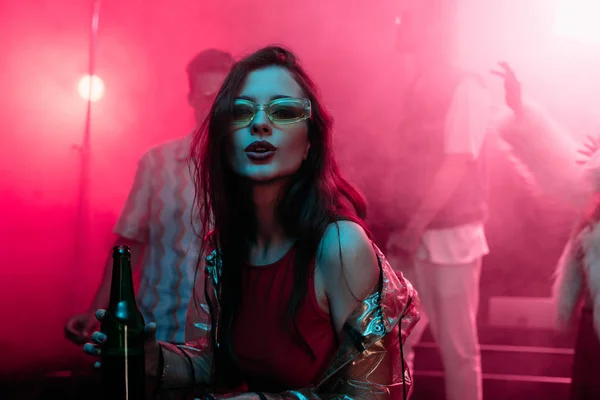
[114,132,202,344]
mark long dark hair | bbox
[190,45,368,388]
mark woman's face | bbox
[227,66,311,183]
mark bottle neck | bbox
[108,255,136,308]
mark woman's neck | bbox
[248,179,295,265]
[252,179,288,248]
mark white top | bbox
[416,78,491,265]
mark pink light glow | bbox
[554,0,600,41]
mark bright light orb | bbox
[77,74,105,102]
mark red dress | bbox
[232,245,338,392]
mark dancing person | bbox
[494,61,600,399]
[387,2,491,400]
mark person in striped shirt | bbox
[65,48,234,345]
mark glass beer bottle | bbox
[101,245,146,400]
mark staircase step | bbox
[415,369,571,384]
[414,341,574,378]
[418,325,576,348]
[412,372,570,400]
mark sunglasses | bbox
[231,98,311,126]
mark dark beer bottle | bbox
[101,245,146,400]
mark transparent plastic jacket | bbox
[159,242,420,399]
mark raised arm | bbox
[498,101,592,208]
[493,62,593,209]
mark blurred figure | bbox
[64,49,234,345]
[494,61,600,400]
[387,2,491,400]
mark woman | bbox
[84,46,420,399]
[493,62,600,399]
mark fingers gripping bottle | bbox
[101,245,146,400]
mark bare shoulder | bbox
[318,221,380,296]
[319,221,372,259]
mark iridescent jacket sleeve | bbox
[159,248,220,388]
[160,242,420,399]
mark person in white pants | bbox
[386,77,490,400]
[388,2,491,399]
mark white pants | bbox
[390,256,483,400]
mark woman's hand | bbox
[491,61,523,117]
[82,309,163,379]
[64,311,99,345]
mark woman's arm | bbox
[499,101,592,209]
[492,62,593,208]
[319,221,381,335]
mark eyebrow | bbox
[236,94,294,102]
